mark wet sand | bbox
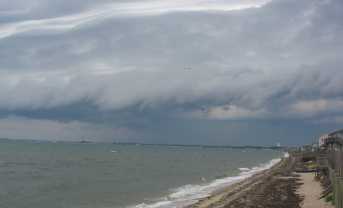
[189,156,303,208]
[190,155,335,208]
[297,173,334,208]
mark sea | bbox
[0,139,283,208]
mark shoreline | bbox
[188,152,335,208]
[130,155,284,208]
[187,154,298,208]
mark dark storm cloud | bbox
[0,0,342,143]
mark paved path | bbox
[298,173,334,208]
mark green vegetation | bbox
[325,192,335,205]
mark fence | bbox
[324,136,343,208]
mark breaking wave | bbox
[129,155,284,208]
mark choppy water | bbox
[0,139,282,208]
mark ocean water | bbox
[0,139,282,208]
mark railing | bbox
[324,138,343,208]
[329,166,343,208]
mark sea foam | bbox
[129,156,282,208]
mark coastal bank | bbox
[134,130,343,208]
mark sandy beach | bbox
[189,154,335,208]
[189,156,302,208]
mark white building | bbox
[319,134,329,147]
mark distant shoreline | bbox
[112,142,285,150]
[0,138,284,150]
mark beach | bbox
[189,154,334,208]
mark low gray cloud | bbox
[1,65,342,121]
[0,0,342,143]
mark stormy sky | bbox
[0,0,342,145]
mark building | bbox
[319,134,330,147]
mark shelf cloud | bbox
[0,0,271,40]
[0,0,342,144]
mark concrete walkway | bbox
[298,173,334,208]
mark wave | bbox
[128,156,283,208]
